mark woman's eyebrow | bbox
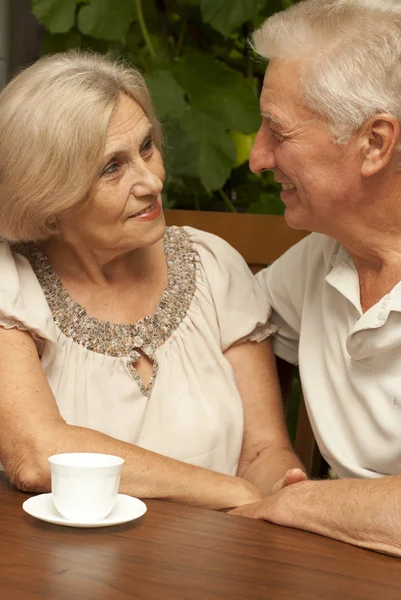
[102,125,155,163]
[101,149,127,165]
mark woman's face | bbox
[58,94,166,259]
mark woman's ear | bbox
[45,216,58,231]
[360,113,400,177]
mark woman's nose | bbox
[132,163,164,197]
[249,125,277,173]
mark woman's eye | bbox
[141,138,154,155]
[101,162,119,176]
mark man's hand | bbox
[228,497,270,519]
[228,488,284,519]
[229,468,307,519]
[229,475,401,557]
[271,467,307,494]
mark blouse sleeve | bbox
[186,226,276,352]
[0,241,56,345]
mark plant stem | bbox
[176,9,212,53]
[175,19,187,58]
[218,189,238,213]
[240,22,254,81]
[136,0,156,58]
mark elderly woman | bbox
[0,51,303,509]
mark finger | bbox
[272,468,307,494]
[228,501,262,518]
[272,476,285,494]
[282,468,307,487]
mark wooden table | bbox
[1,474,401,599]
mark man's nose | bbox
[249,125,276,173]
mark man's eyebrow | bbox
[261,112,285,127]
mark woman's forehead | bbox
[104,96,150,150]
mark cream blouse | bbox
[0,226,273,475]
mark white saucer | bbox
[22,493,147,528]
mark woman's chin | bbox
[124,215,166,249]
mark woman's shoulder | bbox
[0,240,47,290]
[175,225,248,270]
[166,225,255,299]
[168,226,272,351]
[0,239,35,281]
[0,238,17,259]
[0,240,55,341]
[180,224,238,249]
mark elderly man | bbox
[231,0,401,556]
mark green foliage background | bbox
[31,0,295,214]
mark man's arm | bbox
[230,476,401,556]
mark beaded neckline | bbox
[12,226,197,397]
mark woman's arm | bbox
[0,327,261,510]
[225,338,306,496]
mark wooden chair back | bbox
[164,210,307,273]
[164,209,320,476]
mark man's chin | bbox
[283,207,309,231]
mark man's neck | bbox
[324,174,401,310]
[340,218,401,312]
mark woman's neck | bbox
[39,235,166,287]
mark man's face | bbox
[250,59,362,234]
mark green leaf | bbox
[41,31,83,54]
[32,0,77,34]
[32,0,290,213]
[181,108,236,192]
[174,53,260,134]
[229,131,256,167]
[164,111,236,192]
[77,0,136,41]
[200,0,267,37]
[176,0,201,6]
[147,71,187,121]
[247,192,284,215]
[161,190,177,209]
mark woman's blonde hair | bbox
[0,50,162,241]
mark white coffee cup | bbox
[48,453,124,521]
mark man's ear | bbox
[360,113,400,177]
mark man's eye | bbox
[101,162,119,176]
[269,127,284,142]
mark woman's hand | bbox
[234,478,264,507]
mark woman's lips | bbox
[129,201,162,221]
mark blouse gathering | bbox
[0,226,273,476]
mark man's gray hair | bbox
[253,0,401,166]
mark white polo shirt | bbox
[257,233,401,479]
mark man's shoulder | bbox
[260,232,341,306]
[278,232,341,274]
[293,231,337,251]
